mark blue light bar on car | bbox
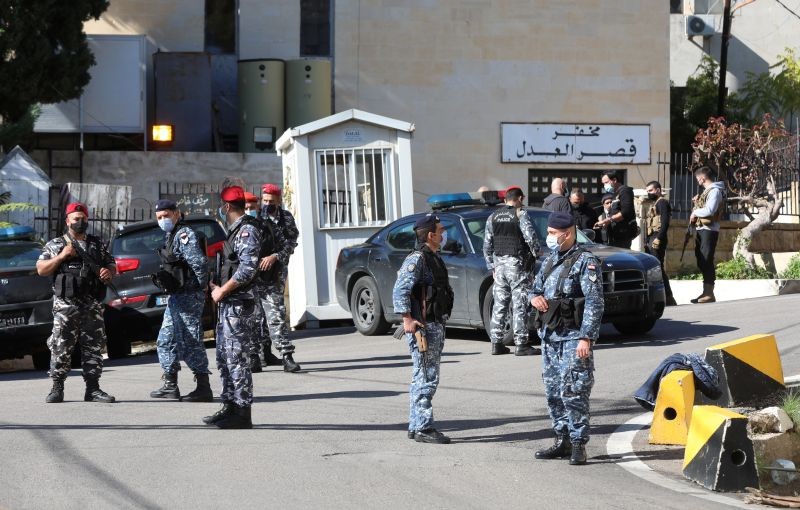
[0,225,34,240]
[427,190,505,210]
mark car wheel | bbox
[350,276,391,336]
[481,285,514,346]
[32,350,50,371]
[612,318,658,335]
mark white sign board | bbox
[501,123,650,164]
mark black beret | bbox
[155,199,178,212]
[548,211,574,229]
[601,193,615,203]
[414,213,440,231]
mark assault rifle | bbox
[679,222,695,263]
[64,233,125,303]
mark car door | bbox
[438,214,468,322]
[367,220,416,317]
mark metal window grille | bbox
[315,147,393,229]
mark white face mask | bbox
[603,184,615,193]
[546,233,564,251]
[439,230,448,249]
[158,217,175,233]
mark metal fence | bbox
[666,134,800,220]
[34,206,154,243]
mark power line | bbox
[773,0,800,21]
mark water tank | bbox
[238,59,284,152]
[285,58,332,129]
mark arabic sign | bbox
[501,123,650,164]
[159,192,219,215]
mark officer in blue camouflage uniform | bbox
[202,186,261,429]
[149,199,213,402]
[36,202,116,404]
[259,183,301,372]
[483,186,540,356]
[529,211,604,465]
[392,214,454,444]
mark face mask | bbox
[603,184,614,193]
[546,233,563,251]
[570,202,580,210]
[647,193,658,201]
[246,210,258,218]
[439,230,448,248]
[158,218,175,233]
[266,204,277,215]
[70,219,88,234]
[218,206,227,223]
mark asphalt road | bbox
[1,294,798,510]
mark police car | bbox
[335,192,666,342]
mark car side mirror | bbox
[443,240,462,254]
[581,229,596,241]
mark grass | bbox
[781,389,800,428]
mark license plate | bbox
[156,295,169,306]
[0,310,29,327]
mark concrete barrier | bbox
[649,370,694,445]
[683,405,759,492]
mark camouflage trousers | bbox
[490,258,531,345]
[156,291,210,375]
[216,299,256,407]
[254,266,293,357]
[407,322,445,433]
[47,297,105,380]
[541,338,595,444]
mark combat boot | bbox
[182,373,213,402]
[251,357,263,373]
[215,404,253,429]
[83,377,116,403]
[492,343,510,355]
[265,348,282,367]
[45,377,65,403]
[203,402,233,425]
[534,433,572,459]
[149,372,180,400]
[282,353,301,373]
[514,344,539,356]
[569,443,587,465]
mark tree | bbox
[0,0,109,148]
[0,190,43,228]
[691,115,790,268]
[738,48,800,133]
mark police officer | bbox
[594,194,615,244]
[529,211,604,465]
[483,186,540,356]
[392,213,454,444]
[36,202,116,403]
[595,170,637,249]
[202,186,261,429]
[259,183,301,372]
[644,182,676,307]
[244,191,285,372]
[689,166,725,304]
[149,199,213,402]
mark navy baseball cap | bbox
[155,199,178,212]
[414,213,440,231]
[548,211,574,229]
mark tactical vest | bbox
[152,223,191,293]
[52,235,106,300]
[411,246,454,323]
[531,247,588,331]
[491,207,525,258]
[219,215,276,287]
[695,185,725,226]
[646,197,666,236]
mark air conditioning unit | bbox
[685,15,716,37]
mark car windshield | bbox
[0,244,43,268]
[112,228,166,255]
[464,210,591,252]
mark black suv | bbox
[103,215,226,357]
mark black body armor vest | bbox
[491,207,525,258]
[411,246,454,323]
[152,222,191,293]
[52,235,106,300]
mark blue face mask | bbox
[246,210,258,218]
[546,233,564,251]
[603,184,614,194]
[157,218,174,233]
[218,206,227,223]
[440,230,448,249]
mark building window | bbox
[301,0,331,56]
[527,169,625,207]
[205,0,236,54]
[315,147,392,228]
[670,0,683,14]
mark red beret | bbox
[261,183,281,196]
[65,202,88,216]
[220,186,245,203]
[243,192,258,203]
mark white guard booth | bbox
[276,109,415,328]
[0,146,52,230]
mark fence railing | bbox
[34,207,154,243]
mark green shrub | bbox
[715,256,775,280]
[779,253,800,280]
[781,389,800,428]
[672,267,702,280]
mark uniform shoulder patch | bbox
[407,263,416,273]
[180,233,189,244]
[241,231,249,238]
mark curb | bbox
[606,412,752,509]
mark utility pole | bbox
[717,0,732,117]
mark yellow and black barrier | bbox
[683,406,759,492]
[649,370,694,445]
[702,334,785,407]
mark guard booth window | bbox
[315,148,392,229]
